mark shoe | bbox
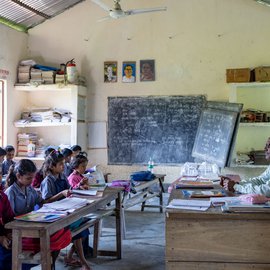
[64,256,82,267]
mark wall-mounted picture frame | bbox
[104,61,117,83]
[122,61,136,83]
[140,59,155,81]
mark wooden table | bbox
[124,174,166,213]
[6,188,122,270]
[166,188,270,270]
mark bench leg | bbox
[93,220,101,258]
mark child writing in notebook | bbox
[40,151,91,270]
[68,153,89,189]
[2,145,15,176]
[4,159,71,268]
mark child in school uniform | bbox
[62,148,73,178]
[71,144,82,158]
[40,151,91,270]
[4,159,72,269]
[2,145,15,176]
[0,148,7,191]
[32,147,55,189]
[68,153,89,189]
[0,190,13,270]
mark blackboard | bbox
[192,108,238,168]
[108,95,206,165]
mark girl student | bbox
[4,159,71,270]
[68,153,89,189]
[40,151,91,270]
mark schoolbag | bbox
[130,171,155,181]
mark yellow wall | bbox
[26,0,270,181]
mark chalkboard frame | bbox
[192,108,238,168]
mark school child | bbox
[68,154,89,189]
[2,145,15,176]
[0,190,13,270]
[70,144,82,158]
[5,159,72,269]
[0,148,7,190]
[32,147,55,189]
[62,148,73,177]
[40,151,91,270]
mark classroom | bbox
[1,0,270,269]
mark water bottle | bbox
[147,158,154,173]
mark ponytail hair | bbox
[5,159,36,188]
[43,151,64,176]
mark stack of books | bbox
[55,74,65,84]
[42,70,55,84]
[17,133,38,157]
[17,65,31,83]
[30,68,43,84]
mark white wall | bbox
[27,0,270,182]
[0,24,28,147]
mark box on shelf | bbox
[254,66,270,82]
[226,68,252,83]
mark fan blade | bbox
[97,16,111,22]
[91,0,111,12]
[125,7,167,16]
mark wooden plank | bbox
[166,218,270,263]
[166,262,270,270]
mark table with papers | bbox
[166,188,270,270]
[6,188,123,270]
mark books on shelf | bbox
[182,189,226,198]
[17,65,31,83]
[14,211,67,222]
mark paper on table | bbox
[166,204,209,211]
[210,196,240,206]
[71,189,97,196]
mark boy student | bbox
[2,145,15,176]
[221,137,270,196]
[71,144,82,158]
[62,148,73,177]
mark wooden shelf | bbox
[14,122,72,128]
[14,156,45,161]
[230,163,269,168]
[14,84,79,92]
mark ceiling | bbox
[0,0,85,32]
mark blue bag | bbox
[130,171,155,181]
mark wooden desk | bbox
[166,189,270,270]
[6,188,122,270]
[125,174,166,213]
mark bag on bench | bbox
[130,171,155,181]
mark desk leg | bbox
[158,177,165,213]
[40,230,51,270]
[12,229,22,270]
[115,192,122,259]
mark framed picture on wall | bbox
[122,61,136,83]
[104,61,117,83]
[140,59,155,81]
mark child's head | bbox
[43,151,65,175]
[0,147,7,163]
[70,145,82,157]
[62,148,73,162]
[70,154,88,174]
[44,147,55,158]
[5,159,36,188]
[5,145,15,161]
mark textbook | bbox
[222,201,270,213]
[182,189,226,198]
[15,211,67,222]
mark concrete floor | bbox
[32,193,169,270]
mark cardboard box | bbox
[226,68,251,83]
[254,67,270,82]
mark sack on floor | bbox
[130,171,155,181]
[22,228,72,252]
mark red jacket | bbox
[0,191,14,236]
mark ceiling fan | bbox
[91,0,167,21]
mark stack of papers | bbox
[71,189,97,196]
[222,200,270,213]
[166,199,211,211]
[39,197,91,213]
[182,189,226,198]
[176,180,214,189]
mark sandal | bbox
[64,256,82,267]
